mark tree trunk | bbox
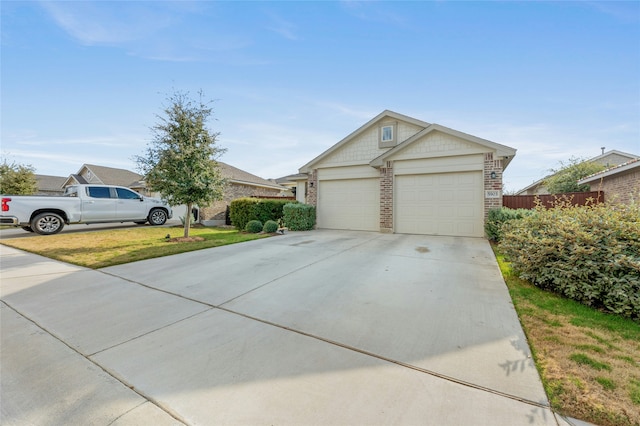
[184,202,192,238]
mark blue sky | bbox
[2,1,639,192]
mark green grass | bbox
[569,353,612,371]
[0,226,270,268]
[595,377,616,391]
[492,244,640,426]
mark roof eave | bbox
[300,110,430,173]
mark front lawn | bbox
[0,227,270,269]
[493,246,640,426]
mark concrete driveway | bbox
[1,230,572,425]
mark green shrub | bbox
[244,220,263,233]
[263,220,278,233]
[485,207,536,241]
[499,202,640,319]
[230,198,295,230]
[283,203,315,231]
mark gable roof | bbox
[35,175,67,192]
[369,123,516,169]
[515,149,639,194]
[578,158,640,184]
[83,164,144,187]
[217,161,285,191]
[299,110,431,173]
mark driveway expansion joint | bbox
[1,301,188,426]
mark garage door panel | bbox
[396,171,483,237]
[318,179,379,231]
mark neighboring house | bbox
[578,158,640,205]
[58,162,285,224]
[199,162,289,225]
[516,150,638,195]
[298,110,516,238]
[63,164,149,195]
[34,175,68,195]
[275,173,308,203]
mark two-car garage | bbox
[301,111,515,239]
[316,170,484,238]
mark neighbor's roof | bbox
[218,162,286,190]
[578,158,640,184]
[35,175,67,192]
[82,164,144,187]
[515,149,640,194]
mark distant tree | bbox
[135,91,226,238]
[544,157,606,194]
[0,158,37,195]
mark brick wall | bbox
[380,161,393,232]
[483,152,503,220]
[589,169,640,205]
[200,182,282,220]
[307,170,318,206]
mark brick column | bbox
[484,153,503,220]
[307,169,318,206]
[380,161,394,233]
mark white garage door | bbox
[395,172,483,237]
[318,178,379,231]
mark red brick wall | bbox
[484,152,504,220]
[380,161,393,232]
[307,170,318,206]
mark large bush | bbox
[283,203,316,231]
[499,202,640,319]
[485,207,536,241]
[229,198,294,230]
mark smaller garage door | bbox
[318,179,379,231]
[395,172,483,237]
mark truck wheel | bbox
[21,226,34,232]
[31,212,64,235]
[148,208,167,226]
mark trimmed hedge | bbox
[263,220,278,233]
[485,207,536,241]
[229,198,294,230]
[245,220,263,233]
[283,203,315,231]
[499,202,640,319]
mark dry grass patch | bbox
[0,227,269,268]
[494,247,640,426]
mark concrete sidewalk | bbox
[1,231,580,425]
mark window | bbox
[87,186,112,198]
[379,123,397,148]
[381,126,393,142]
[116,188,141,200]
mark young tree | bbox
[0,158,37,195]
[544,157,605,194]
[136,91,226,238]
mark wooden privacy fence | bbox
[503,191,604,210]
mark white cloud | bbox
[264,11,299,41]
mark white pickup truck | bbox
[1,184,173,235]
